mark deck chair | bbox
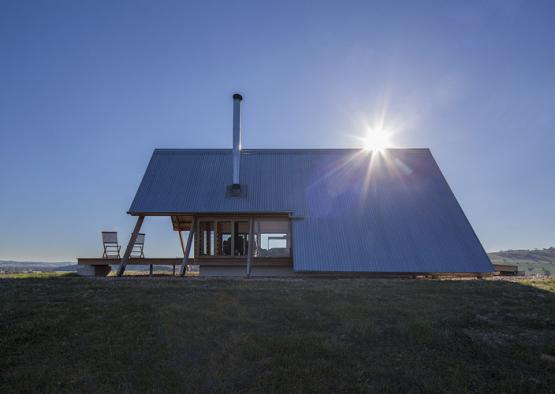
[102,231,121,258]
[131,233,145,258]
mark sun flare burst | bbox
[363,127,393,153]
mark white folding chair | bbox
[102,231,121,258]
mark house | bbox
[78,94,493,277]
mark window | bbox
[234,221,249,256]
[195,217,291,258]
[254,219,290,257]
[199,222,215,256]
[217,222,232,256]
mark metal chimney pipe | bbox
[232,93,242,186]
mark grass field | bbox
[1,275,554,393]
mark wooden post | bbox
[215,220,220,256]
[116,215,145,277]
[149,264,153,276]
[246,218,254,278]
[178,230,186,256]
[230,220,235,257]
[287,217,292,259]
[179,218,196,277]
[172,265,176,276]
[178,230,186,275]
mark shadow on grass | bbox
[1,277,554,392]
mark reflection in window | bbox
[199,222,215,256]
[254,219,290,257]
[234,221,249,256]
[217,222,232,256]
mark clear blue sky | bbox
[1,0,554,261]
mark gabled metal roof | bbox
[129,148,493,273]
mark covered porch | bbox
[77,213,293,277]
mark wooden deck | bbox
[77,257,292,267]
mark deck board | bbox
[77,257,292,267]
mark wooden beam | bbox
[230,220,235,257]
[193,219,199,259]
[78,256,292,267]
[288,216,293,257]
[179,217,196,277]
[116,215,145,277]
[215,220,220,256]
[79,257,183,265]
[178,230,186,256]
[246,218,254,277]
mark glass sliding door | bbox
[217,221,232,256]
[195,217,290,259]
[234,221,249,256]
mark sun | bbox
[363,127,392,152]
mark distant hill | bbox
[0,260,77,273]
[488,247,555,275]
[0,260,157,274]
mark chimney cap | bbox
[233,93,243,101]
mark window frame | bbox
[193,215,291,259]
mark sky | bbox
[1,0,554,261]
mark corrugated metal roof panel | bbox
[129,148,493,273]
